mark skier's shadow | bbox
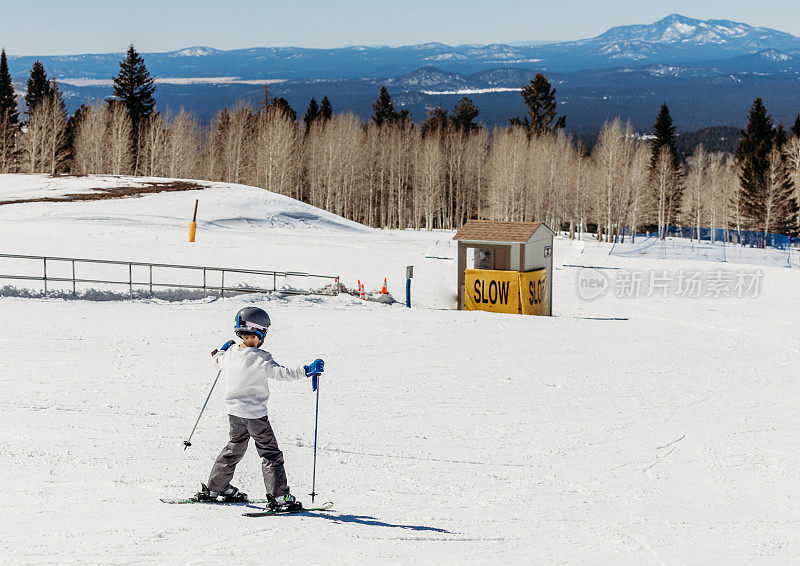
[304,511,452,533]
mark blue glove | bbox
[211,340,236,356]
[304,359,324,377]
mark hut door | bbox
[492,246,510,270]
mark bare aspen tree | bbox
[442,126,466,228]
[726,156,744,238]
[222,103,254,184]
[139,113,167,177]
[22,101,47,173]
[0,113,16,173]
[524,134,548,223]
[205,109,229,182]
[388,122,416,228]
[626,142,650,241]
[705,151,724,241]
[413,130,445,229]
[593,120,635,241]
[487,127,528,221]
[685,144,708,239]
[108,102,133,175]
[784,135,800,205]
[568,143,590,239]
[652,146,678,236]
[166,110,202,178]
[42,83,69,174]
[254,107,299,198]
[22,83,68,174]
[463,128,488,223]
[73,103,109,174]
[331,113,363,218]
[305,113,363,217]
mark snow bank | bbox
[1,174,800,562]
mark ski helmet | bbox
[234,306,271,340]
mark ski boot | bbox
[267,493,303,512]
[194,483,248,503]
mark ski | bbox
[160,497,270,505]
[242,501,334,517]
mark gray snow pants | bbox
[207,414,289,497]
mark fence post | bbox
[129,263,133,299]
[149,265,153,296]
[43,257,47,296]
[72,260,76,296]
[203,268,207,298]
[273,272,276,292]
[221,270,225,298]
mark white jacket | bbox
[212,345,306,419]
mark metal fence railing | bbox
[0,253,340,298]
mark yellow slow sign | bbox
[464,269,521,314]
[519,268,547,316]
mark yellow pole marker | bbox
[189,199,198,242]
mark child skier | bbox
[196,306,324,510]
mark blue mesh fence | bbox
[610,226,798,268]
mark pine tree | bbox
[0,50,18,125]
[25,61,51,115]
[320,95,333,121]
[451,97,479,133]
[303,97,319,134]
[64,104,89,172]
[271,97,296,122]
[763,145,799,236]
[651,103,680,171]
[650,103,682,227]
[111,44,156,141]
[261,85,272,112]
[0,49,19,173]
[510,73,565,135]
[259,85,296,122]
[371,86,409,126]
[792,113,800,138]
[372,86,396,127]
[736,98,780,233]
[775,121,787,149]
[421,106,448,137]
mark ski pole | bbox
[309,373,321,503]
[183,369,221,449]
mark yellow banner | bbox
[519,268,548,316]
[464,269,520,314]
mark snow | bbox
[420,87,520,95]
[661,21,697,41]
[424,53,468,62]
[58,78,286,87]
[169,46,220,57]
[759,49,792,62]
[1,174,800,563]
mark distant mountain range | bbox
[6,14,800,132]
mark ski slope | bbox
[1,175,799,564]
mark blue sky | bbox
[2,0,799,55]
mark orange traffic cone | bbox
[380,278,388,294]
